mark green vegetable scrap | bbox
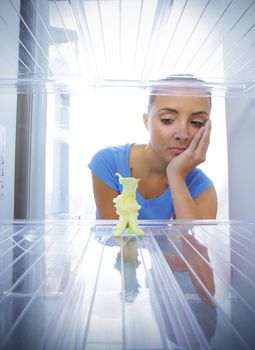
[113,173,144,236]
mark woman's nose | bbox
[174,123,189,141]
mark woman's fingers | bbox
[188,125,206,152]
[190,120,211,155]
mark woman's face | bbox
[143,94,211,165]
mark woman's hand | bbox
[167,120,211,179]
[166,119,216,220]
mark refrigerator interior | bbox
[0,220,255,349]
[0,2,255,349]
[0,0,255,221]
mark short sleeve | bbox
[185,168,214,198]
[88,148,120,191]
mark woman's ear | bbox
[143,113,149,131]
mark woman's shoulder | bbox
[185,167,214,198]
[88,144,132,177]
[186,167,212,182]
[94,143,131,157]
[89,144,130,165]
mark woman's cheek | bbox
[190,127,199,139]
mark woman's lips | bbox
[168,147,186,155]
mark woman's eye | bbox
[161,118,173,125]
[191,120,204,128]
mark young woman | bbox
[88,76,217,220]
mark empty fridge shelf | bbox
[0,220,255,349]
[0,0,255,95]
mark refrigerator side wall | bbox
[226,97,255,220]
[0,0,20,220]
[0,96,17,220]
[223,2,255,220]
[14,0,49,220]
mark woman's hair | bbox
[147,74,212,113]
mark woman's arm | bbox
[170,183,217,219]
[91,173,119,219]
[167,120,217,219]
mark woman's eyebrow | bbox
[192,111,209,117]
[157,108,209,116]
[157,108,178,113]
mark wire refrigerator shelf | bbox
[0,0,255,95]
[0,220,255,349]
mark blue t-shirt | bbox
[88,144,214,219]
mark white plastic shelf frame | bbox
[0,220,255,350]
